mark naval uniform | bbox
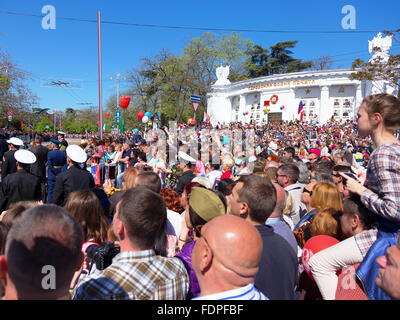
[47,148,67,203]
[51,164,95,206]
[30,144,49,202]
[0,169,41,212]
[1,150,17,181]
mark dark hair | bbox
[343,195,376,230]
[278,164,300,183]
[188,205,207,238]
[64,190,110,243]
[237,175,277,224]
[5,205,83,299]
[134,171,161,193]
[0,222,9,255]
[215,178,234,196]
[118,187,167,250]
[284,146,295,157]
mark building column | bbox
[288,88,296,122]
[239,94,247,122]
[319,85,330,124]
[354,84,363,118]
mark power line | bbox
[0,9,393,34]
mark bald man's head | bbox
[192,215,262,295]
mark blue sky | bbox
[0,0,399,112]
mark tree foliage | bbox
[244,41,312,77]
[0,47,38,123]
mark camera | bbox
[86,241,120,271]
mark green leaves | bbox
[244,40,312,77]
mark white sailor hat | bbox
[178,151,196,163]
[66,145,87,163]
[6,137,24,146]
[14,149,36,164]
[58,131,66,135]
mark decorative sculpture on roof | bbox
[215,65,231,85]
[368,32,392,64]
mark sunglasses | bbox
[303,188,313,196]
[331,173,341,178]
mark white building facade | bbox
[206,33,398,126]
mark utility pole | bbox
[53,109,56,135]
[111,73,126,133]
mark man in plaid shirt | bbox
[73,187,189,300]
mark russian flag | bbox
[298,101,304,114]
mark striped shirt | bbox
[192,283,268,300]
[355,142,400,257]
[73,250,189,300]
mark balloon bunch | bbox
[137,111,152,124]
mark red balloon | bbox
[302,235,340,281]
[137,112,144,120]
[245,111,249,115]
[187,118,196,126]
[105,112,110,119]
[120,96,131,109]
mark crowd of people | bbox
[0,92,400,300]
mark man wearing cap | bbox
[47,139,67,203]
[57,131,68,148]
[1,137,24,181]
[0,149,41,212]
[175,151,196,195]
[51,145,94,206]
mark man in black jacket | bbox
[30,135,49,202]
[175,151,196,195]
[51,145,94,206]
[0,149,41,212]
[1,137,24,182]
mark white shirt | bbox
[193,283,268,300]
[206,170,222,189]
[284,183,306,226]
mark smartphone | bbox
[343,172,358,179]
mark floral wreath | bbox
[270,94,279,104]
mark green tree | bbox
[244,41,312,77]
[124,32,253,124]
[34,117,53,132]
[0,47,38,123]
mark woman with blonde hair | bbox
[310,182,343,214]
[104,167,141,218]
[294,183,342,247]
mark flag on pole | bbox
[91,164,101,186]
[298,101,304,114]
[20,120,24,129]
[203,111,210,123]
